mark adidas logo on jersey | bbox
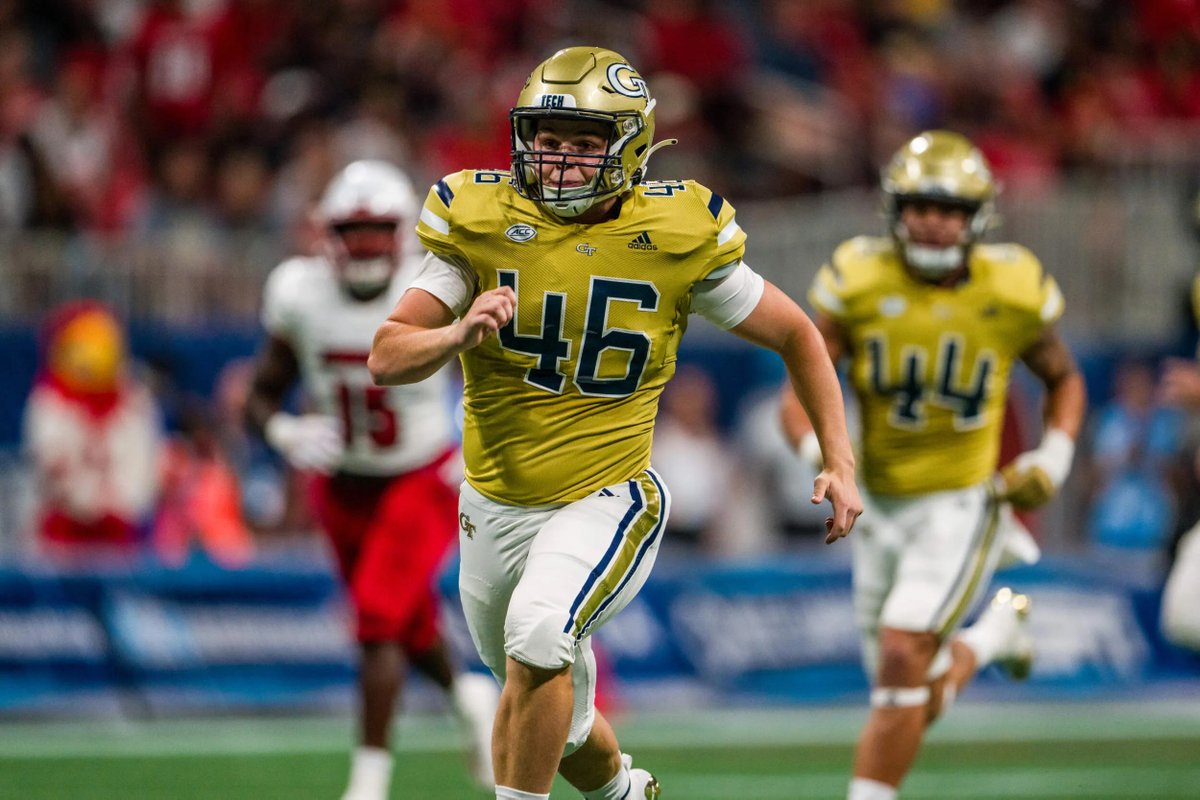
[627,231,658,251]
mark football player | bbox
[369,46,862,800]
[780,131,1087,800]
[1159,271,1200,651]
[244,160,498,800]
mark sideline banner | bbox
[1,553,1196,714]
[594,555,1200,703]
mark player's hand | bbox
[811,464,862,544]
[991,428,1075,510]
[455,287,516,351]
[1160,358,1200,410]
[990,462,1054,509]
[265,412,343,473]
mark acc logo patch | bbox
[505,224,537,242]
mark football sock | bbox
[581,762,632,799]
[848,776,898,800]
[495,787,550,800]
[342,746,392,800]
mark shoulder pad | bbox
[424,170,477,213]
[809,237,893,318]
[975,243,1063,324]
[263,256,323,305]
[417,171,501,263]
[262,256,327,336]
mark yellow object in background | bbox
[48,307,125,394]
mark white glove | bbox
[992,428,1075,510]
[265,412,343,473]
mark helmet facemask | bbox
[511,109,648,218]
[889,195,989,280]
[881,130,996,281]
[325,219,401,300]
[509,47,671,219]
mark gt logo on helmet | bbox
[607,63,648,98]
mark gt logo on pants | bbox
[459,512,476,539]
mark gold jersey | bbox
[809,236,1064,496]
[417,170,746,506]
[1193,273,1200,357]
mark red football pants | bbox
[309,450,458,649]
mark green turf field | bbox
[1,700,1197,798]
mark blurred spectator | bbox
[124,0,286,148]
[28,46,124,229]
[2,0,1200,248]
[1084,359,1183,549]
[134,137,215,236]
[734,387,851,548]
[651,366,746,554]
[209,356,308,536]
[152,398,255,568]
[21,301,162,558]
[269,116,339,249]
[1090,360,1182,477]
[213,142,278,237]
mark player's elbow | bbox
[367,345,412,386]
[367,326,403,385]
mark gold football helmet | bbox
[510,46,673,218]
[881,130,996,279]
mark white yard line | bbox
[0,700,1197,759]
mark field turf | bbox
[1,700,1197,798]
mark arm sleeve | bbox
[407,251,477,317]
[692,260,765,329]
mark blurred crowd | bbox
[6,0,1200,568]
[3,0,1200,246]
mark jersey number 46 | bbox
[497,270,659,398]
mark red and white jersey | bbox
[262,254,455,477]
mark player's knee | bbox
[504,602,576,670]
[876,629,938,682]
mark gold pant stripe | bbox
[934,496,1002,637]
[569,471,663,640]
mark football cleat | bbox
[987,587,1033,681]
[622,753,661,799]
